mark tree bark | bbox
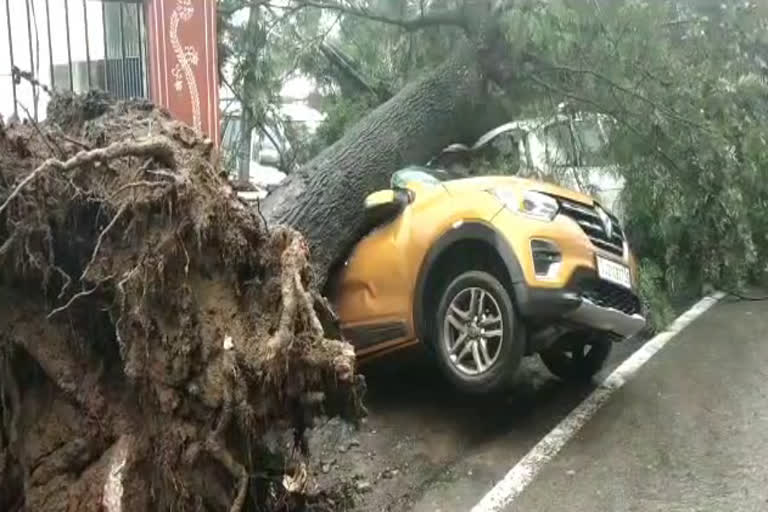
[263,45,494,284]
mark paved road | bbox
[313,294,768,512]
[309,321,648,511]
[508,297,768,512]
[317,296,768,512]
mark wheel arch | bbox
[413,220,524,344]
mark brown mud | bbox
[0,92,361,511]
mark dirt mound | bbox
[0,95,361,511]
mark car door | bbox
[332,192,416,354]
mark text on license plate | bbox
[596,256,631,289]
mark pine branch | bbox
[243,0,468,32]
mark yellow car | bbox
[330,167,646,394]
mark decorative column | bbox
[144,0,219,143]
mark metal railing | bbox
[2,0,149,121]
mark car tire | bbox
[433,270,524,395]
[539,332,613,382]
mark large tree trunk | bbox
[263,46,494,284]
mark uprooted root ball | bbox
[0,94,361,512]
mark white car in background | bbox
[430,111,626,219]
[232,108,626,219]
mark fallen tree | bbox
[260,1,530,285]
[0,93,360,511]
[259,0,768,321]
[262,47,493,284]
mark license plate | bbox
[597,256,631,289]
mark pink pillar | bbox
[144,0,220,143]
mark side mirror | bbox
[364,189,397,209]
[364,188,413,210]
[360,189,413,233]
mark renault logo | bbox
[596,206,613,238]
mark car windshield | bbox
[573,119,613,167]
[543,118,614,168]
[543,123,577,167]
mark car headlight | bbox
[491,188,559,222]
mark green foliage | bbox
[330,0,465,90]
[218,1,331,173]
[301,94,375,155]
[636,260,676,333]
[502,0,768,326]
[219,0,768,328]
[299,0,467,152]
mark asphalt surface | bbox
[328,296,768,512]
[509,297,768,512]
[324,329,647,511]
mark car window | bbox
[543,123,577,167]
[476,132,521,175]
[572,119,613,167]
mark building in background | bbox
[101,1,147,99]
[50,1,147,99]
[1,0,149,121]
[1,0,218,142]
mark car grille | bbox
[557,198,625,257]
[579,279,641,316]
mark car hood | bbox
[443,175,596,206]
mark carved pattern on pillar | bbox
[169,0,202,133]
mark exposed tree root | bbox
[80,205,127,280]
[0,352,23,512]
[204,399,248,512]
[47,275,113,319]
[268,231,319,352]
[2,360,20,447]
[0,138,175,216]
[0,232,17,258]
[0,95,361,511]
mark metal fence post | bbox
[5,0,17,117]
[64,0,74,91]
[45,0,54,88]
[83,0,92,88]
[24,0,37,120]
[137,2,145,98]
[119,2,127,98]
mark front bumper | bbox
[515,284,646,338]
[565,296,646,338]
[489,205,645,338]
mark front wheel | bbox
[539,332,613,382]
[433,270,524,394]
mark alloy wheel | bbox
[442,286,505,376]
